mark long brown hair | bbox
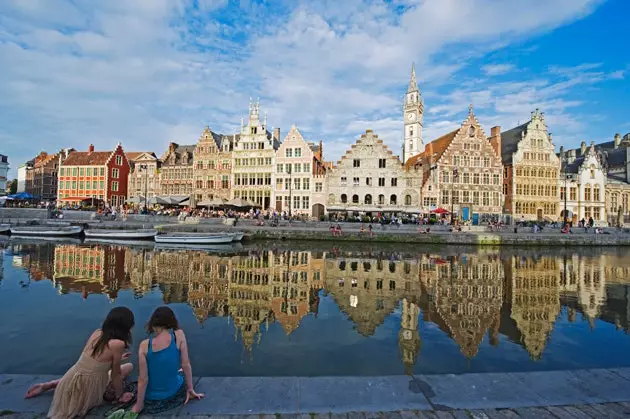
[146,306,180,334]
[92,307,135,356]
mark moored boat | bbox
[10,225,83,237]
[154,233,234,244]
[229,232,244,242]
[84,228,157,240]
[0,224,10,234]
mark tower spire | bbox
[407,63,418,93]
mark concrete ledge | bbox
[3,368,630,416]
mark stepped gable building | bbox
[193,126,235,204]
[232,99,280,209]
[405,106,503,220]
[274,125,328,217]
[57,144,130,206]
[126,152,160,202]
[558,141,607,225]
[402,63,424,164]
[25,149,73,201]
[327,129,419,215]
[159,142,195,197]
[500,109,561,222]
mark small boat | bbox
[154,233,234,244]
[10,225,83,237]
[84,228,157,240]
[229,232,244,242]
[0,224,10,234]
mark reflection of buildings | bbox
[53,245,127,299]
[10,243,55,282]
[508,255,560,360]
[399,298,421,375]
[422,253,503,359]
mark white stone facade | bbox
[560,143,606,225]
[232,99,279,209]
[402,64,424,164]
[326,129,419,214]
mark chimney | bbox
[614,133,622,148]
[168,142,177,153]
[319,140,323,160]
[568,149,576,163]
[88,144,94,153]
[580,141,587,155]
[273,128,280,142]
[490,126,501,160]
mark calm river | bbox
[1,238,629,377]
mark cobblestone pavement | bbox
[3,404,630,418]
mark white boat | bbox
[84,228,157,240]
[230,232,244,242]
[0,224,10,234]
[155,233,234,244]
[10,225,83,237]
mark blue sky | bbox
[0,0,628,178]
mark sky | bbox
[1,0,629,178]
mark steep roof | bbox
[62,151,112,166]
[404,129,458,169]
[125,152,156,161]
[500,123,528,166]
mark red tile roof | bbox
[62,151,112,166]
[404,129,459,169]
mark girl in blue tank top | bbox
[132,307,204,414]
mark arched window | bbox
[405,195,412,205]
[364,194,372,204]
[352,194,359,204]
[341,194,347,204]
[378,194,385,205]
[390,194,397,205]
[328,193,335,204]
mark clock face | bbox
[407,113,415,121]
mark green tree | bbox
[8,179,17,194]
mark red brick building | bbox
[57,144,130,207]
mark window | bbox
[483,173,489,185]
[366,177,372,186]
[473,173,480,184]
[303,178,309,190]
[277,164,284,173]
[493,174,500,185]
[441,190,449,205]
[353,159,360,168]
[286,149,293,158]
[100,168,105,176]
[462,172,469,184]
[115,155,123,165]
[294,148,302,157]
[378,194,385,205]
[222,176,229,189]
[100,181,104,189]
[60,167,65,176]
[584,186,592,201]
[453,156,460,166]
[390,194,397,205]
[340,177,347,184]
[378,177,385,187]
[80,167,85,176]
[570,187,577,200]
[315,182,322,192]
[79,181,84,190]
[503,184,508,194]
[352,194,359,204]
[112,168,119,179]
[353,177,360,186]
[293,195,300,210]
[462,191,469,203]
[341,194,347,203]
[293,178,300,190]
[86,167,92,176]
[594,207,601,220]
[473,156,480,167]
[303,163,310,173]
[483,157,490,167]
[92,181,97,189]
[451,190,459,204]
[482,191,489,206]
[405,195,412,205]
[473,191,480,205]
[277,178,283,190]
[391,178,398,187]
[442,170,450,183]
[594,185,600,201]
[364,194,372,204]
[294,163,301,173]
[379,159,387,168]
[112,181,119,191]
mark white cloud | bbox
[482,64,515,76]
[0,0,619,177]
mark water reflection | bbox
[1,241,630,374]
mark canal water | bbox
[1,238,629,377]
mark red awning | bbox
[431,207,450,214]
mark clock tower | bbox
[402,63,424,164]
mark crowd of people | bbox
[25,306,204,419]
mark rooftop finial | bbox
[407,62,418,93]
[468,104,474,115]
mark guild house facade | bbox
[501,109,561,222]
[405,107,503,221]
[193,126,234,204]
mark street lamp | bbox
[288,163,292,218]
[562,157,568,227]
[139,164,149,212]
[450,168,459,224]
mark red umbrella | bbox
[431,207,450,214]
